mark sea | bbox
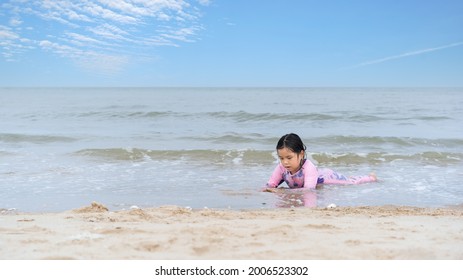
[1,87,462,212]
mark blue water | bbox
[1,87,462,212]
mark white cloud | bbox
[34,0,87,25]
[2,0,211,72]
[39,39,129,74]
[198,0,211,6]
[83,2,139,24]
[39,40,83,60]
[347,42,463,69]
[160,26,202,42]
[9,18,22,26]
[0,25,19,40]
[65,32,108,46]
[97,0,181,17]
[143,36,179,47]
[0,25,29,61]
[78,52,130,75]
[89,23,131,41]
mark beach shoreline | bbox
[1,202,462,260]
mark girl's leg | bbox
[318,168,376,185]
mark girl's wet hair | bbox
[276,133,306,154]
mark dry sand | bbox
[1,202,462,260]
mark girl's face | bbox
[277,147,304,174]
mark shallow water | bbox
[1,87,462,212]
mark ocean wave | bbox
[207,111,339,122]
[74,148,275,164]
[77,110,176,119]
[312,152,462,165]
[309,136,463,149]
[0,151,15,157]
[34,109,455,126]
[73,148,462,165]
[181,133,275,145]
[68,110,339,122]
[0,133,77,144]
[206,111,452,123]
[181,134,463,149]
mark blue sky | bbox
[1,0,462,87]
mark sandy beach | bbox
[1,202,462,260]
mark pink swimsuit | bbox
[266,160,376,189]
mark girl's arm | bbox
[302,160,319,189]
[265,164,285,188]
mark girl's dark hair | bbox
[276,133,306,154]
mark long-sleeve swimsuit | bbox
[266,159,375,189]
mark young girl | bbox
[264,133,377,190]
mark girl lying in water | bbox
[264,133,377,191]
